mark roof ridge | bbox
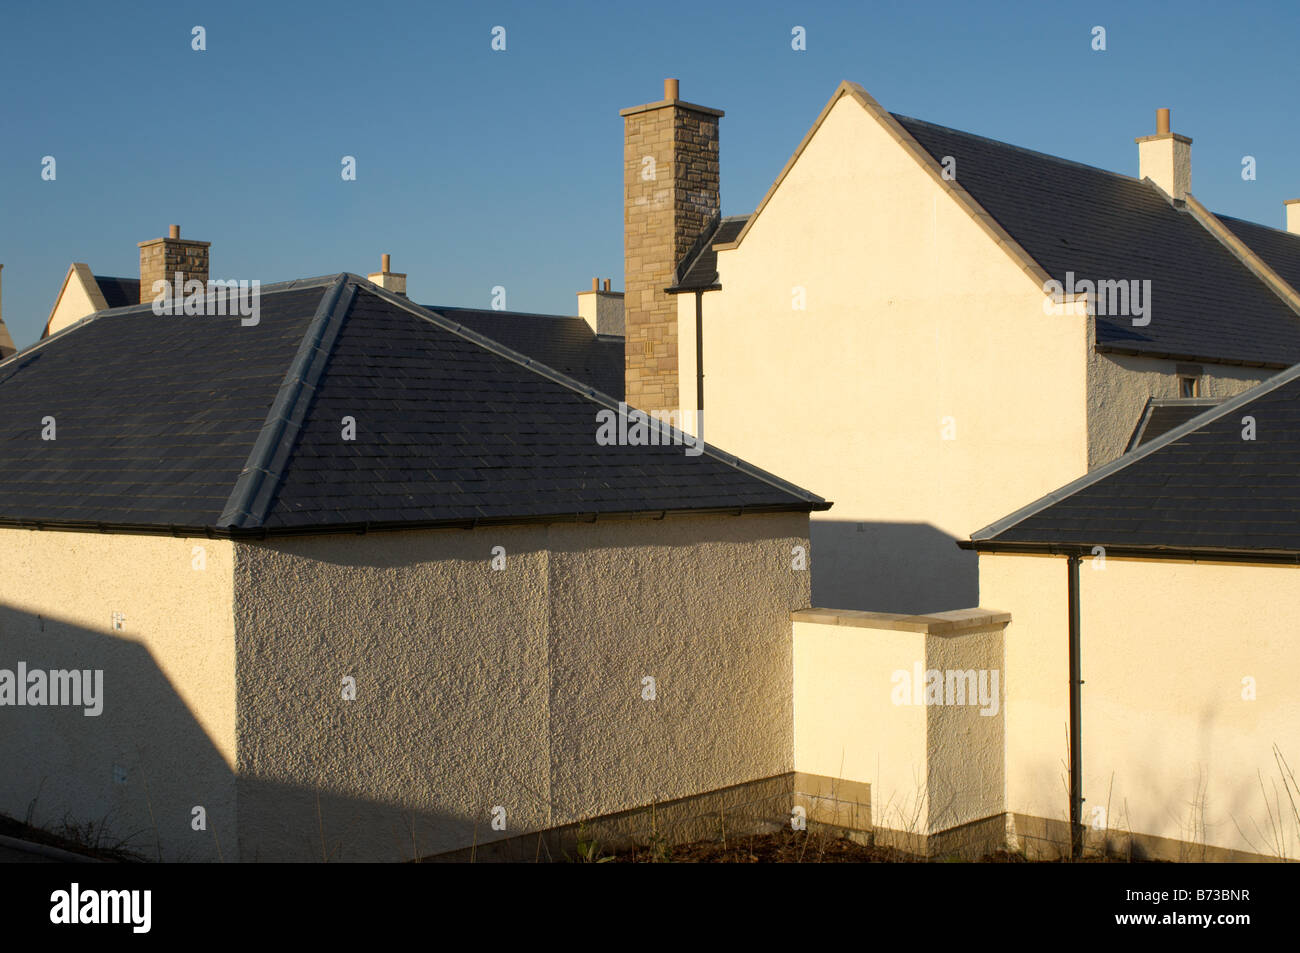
[427,305,586,322]
[971,362,1300,541]
[351,279,828,506]
[217,275,353,529]
[891,112,1143,185]
[1215,211,1300,241]
[60,273,346,320]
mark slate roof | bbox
[669,215,750,292]
[1126,397,1224,451]
[894,115,1300,369]
[967,364,1300,556]
[425,306,624,399]
[0,275,826,535]
[1216,214,1300,296]
[94,276,140,309]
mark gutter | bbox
[959,539,1300,566]
[0,500,831,541]
[1093,343,1287,371]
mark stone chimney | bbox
[367,254,407,296]
[138,225,210,303]
[620,78,722,410]
[577,277,624,336]
[1286,199,1300,235]
[1136,108,1192,201]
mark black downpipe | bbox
[694,290,705,417]
[1067,553,1084,859]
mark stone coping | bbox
[619,98,725,118]
[793,606,1011,636]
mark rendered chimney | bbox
[620,78,722,409]
[1286,199,1300,235]
[367,254,407,296]
[577,277,624,337]
[0,264,15,358]
[138,224,210,303]
[1136,108,1192,201]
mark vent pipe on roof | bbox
[367,254,407,296]
[1286,199,1300,235]
[1136,108,1192,202]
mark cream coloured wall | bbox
[46,265,108,338]
[0,529,236,861]
[981,551,1300,859]
[1087,350,1269,466]
[793,607,1006,839]
[698,91,1089,614]
[677,291,702,430]
[232,512,810,862]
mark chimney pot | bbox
[603,278,611,292]
[168,224,180,239]
[1156,108,1170,135]
[664,78,679,101]
[382,253,391,273]
[592,277,599,291]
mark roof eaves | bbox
[666,282,721,294]
[959,539,1300,565]
[1093,342,1289,370]
[969,361,1300,542]
[0,500,829,541]
[216,274,353,529]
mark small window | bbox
[1178,376,1199,398]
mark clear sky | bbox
[2,0,1297,348]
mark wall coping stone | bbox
[793,606,1011,636]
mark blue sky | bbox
[1,0,1296,348]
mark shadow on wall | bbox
[809,520,978,614]
[0,603,487,862]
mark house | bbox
[0,272,829,861]
[611,78,1300,859]
[624,80,1300,614]
[8,76,1299,864]
[963,365,1300,860]
[45,264,141,338]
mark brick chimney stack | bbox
[1285,199,1300,235]
[138,224,210,302]
[620,78,722,410]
